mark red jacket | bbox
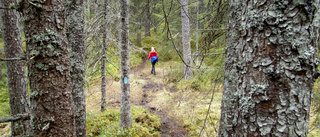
[148,51,158,60]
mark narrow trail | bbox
[131,59,188,137]
[86,58,188,136]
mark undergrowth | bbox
[86,106,161,137]
[160,61,223,136]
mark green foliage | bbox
[129,51,143,69]
[0,40,10,117]
[86,106,161,137]
[163,62,184,84]
[311,78,320,135]
[141,36,157,49]
[163,61,224,92]
[0,87,10,117]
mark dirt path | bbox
[132,59,188,137]
[86,59,188,136]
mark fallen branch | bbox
[0,113,30,123]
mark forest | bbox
[0,0,320,137]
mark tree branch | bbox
[0,57,26,61]
[0,113,30,123]
[26,0,42,8]
[199,76,222,137]
[0,7,12,10]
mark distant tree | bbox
[198,0,204,29]
[119,0,132,129]
[21,0,76,136]
[219,0,320,136]
[181,0,193,80]
[101,0,108,112]
[144,0,151,36]
[0,0,30,136]
[66,0,86,136]
[131,0,142,45]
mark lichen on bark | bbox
[66,0,86,136]
[22,0,76,136]
[219,0,320,136]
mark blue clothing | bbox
[151,56,158,63]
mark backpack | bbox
[151,56,158,63]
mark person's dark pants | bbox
[151,62,156,75]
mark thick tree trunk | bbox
[120,0,132,129]
[181,0,193,80]
[101,0,108,112]
[0,0,30,136]
[22,1,76,136]
[219,0,320,136]
[66,0,86,136]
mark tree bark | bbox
[0,0,31,136]
[120,0,132,129]
[101,0,108,112]
[22,0,76,136]
[219,0,320,136]
[181,0,193,80]
[66,0,86,136]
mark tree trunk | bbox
[219,0,320,136]
[101,0,108,112]
[144,0,151,37]
[218,0,241,136]
[120,0,132,129]
[22,1,76,136]
[66,0,86,136]
[198,0,204,29]
[0,0,30,136]
[136,24,142,46]
[181,0,193,80]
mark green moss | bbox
[0,69,10,117]
[86,106,161,137]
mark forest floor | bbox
[86,59,188,136]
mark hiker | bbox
[147,47,158,75]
